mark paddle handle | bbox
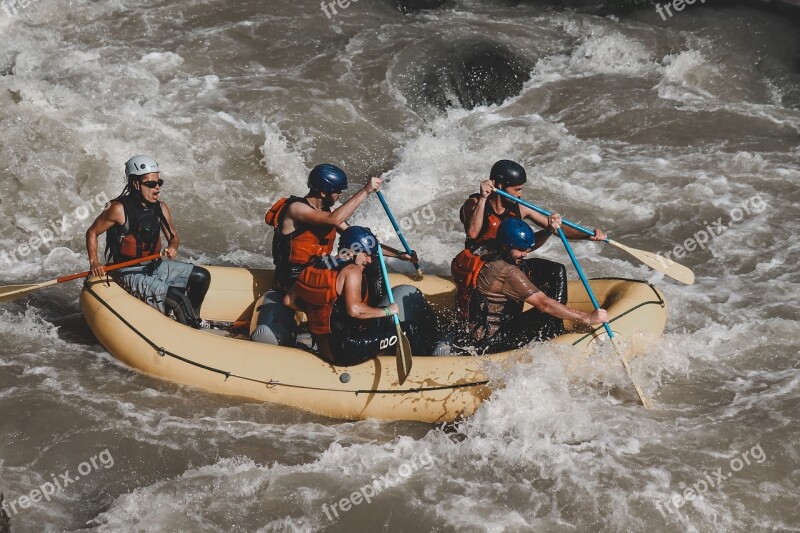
[494,189,603,241]
[375,245,400,326]
[555,228,613,338]
[56,253,163,284]
[376,191,421,274]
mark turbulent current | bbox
[1,0,799,531]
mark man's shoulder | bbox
[477,257,518,284]
[483,257,518,273]
[340,263,361,277]
[284,196,311,215]
[104,200,126,221]
[462,193,482,207]
[338,263,362,287]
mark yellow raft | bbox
[80,267,667,423]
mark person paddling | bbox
[451,159,607,318]
[85,156,211,329]
[253,164,417,346]
[284,227,431,365]
[462,218,608,354]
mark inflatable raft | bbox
[80,267,667,423]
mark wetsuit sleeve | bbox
[503,266,541,302]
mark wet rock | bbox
[392,38,533,112]
[0,494,10,533]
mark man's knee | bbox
[187,266,211,312]
[189,266,211,291]
[165,286,199,328]
[250,291,298,346]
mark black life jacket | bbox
[267,196,336,291]
[106,195,172,263]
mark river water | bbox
[1,0,798,531]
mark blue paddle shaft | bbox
[375,245,400,326]
[494,189,604,241]
[556,228,614,339]
[376,191,415,257]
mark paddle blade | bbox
[611,336,651,409]
[395,323,412,385]
[0,282,53,304]
[608,239,695,285]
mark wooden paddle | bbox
[493,189,695,285]
[556,228,651,408]
[375,244,413,384]
[376,191,422,276]
[0,253,163,304]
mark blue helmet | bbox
[308,164,348,193]
[339,226,379,256]
[497,218,535,250]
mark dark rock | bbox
[0,494,10,533]
[392,38,533,112]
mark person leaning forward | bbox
[461,218,608,355]
[284,227,431,365]
[85,155,211,329]
[451,159,607,319]
[252,164,417,346]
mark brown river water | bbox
[0,0,798,531]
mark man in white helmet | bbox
[85,156,211,328]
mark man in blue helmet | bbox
[284,227,434,365]
[462,218,608,355]
[253,164,417,346]
[86,156,211,329]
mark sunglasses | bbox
[141,179,164,188]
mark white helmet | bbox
[124,155,160,178]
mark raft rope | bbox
[84,282,489,395]
[84,278,663,394]
[568,278,666,346]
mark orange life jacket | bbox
[106,195,168,263]
[293,261,340,335]
[265,196,337,266]
[451,193,521,317]
[292,258,369,335]
[451,249,485,319]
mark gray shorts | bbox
[116,259,194,314]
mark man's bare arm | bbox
[525,291,608,325]
[85,202,125,277]
[159,202,181,258]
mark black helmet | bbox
[490,160,526,188]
